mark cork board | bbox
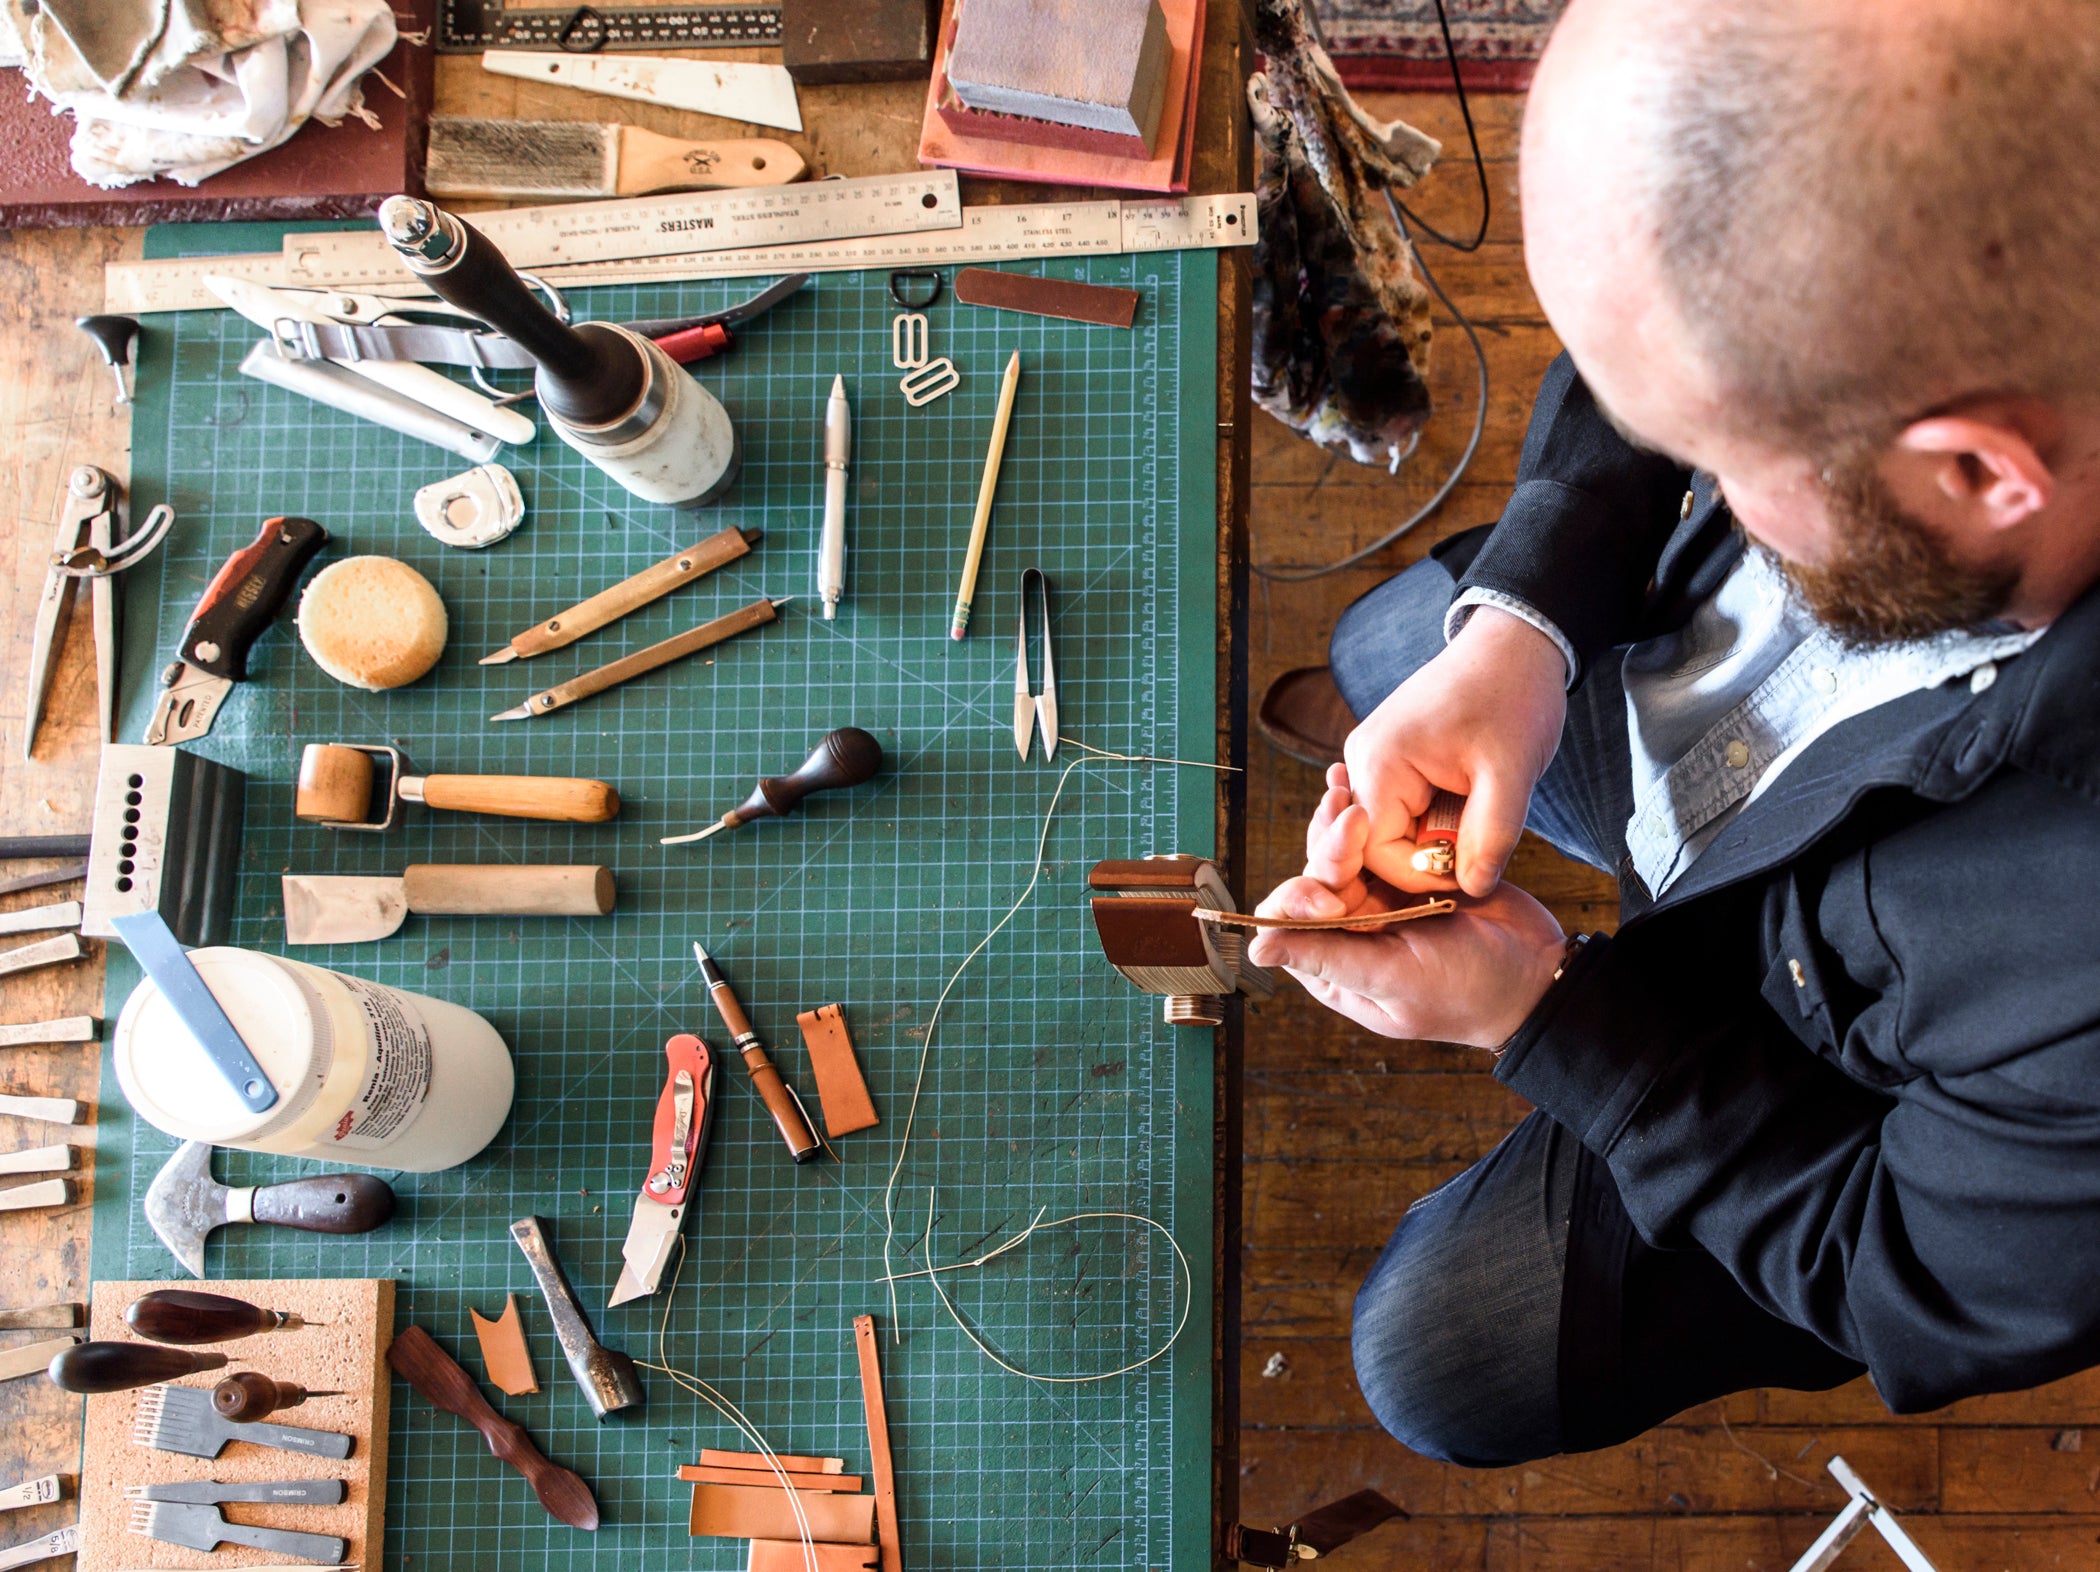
[75,1278,393,1572]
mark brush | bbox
[128,1499,348,1564]
[425,117,805,200]
[132,1382,354,1460]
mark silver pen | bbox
[819,374,850,620]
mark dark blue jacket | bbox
[1456,355,2100,1413]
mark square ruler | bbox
[104,192,1256,313]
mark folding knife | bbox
[609,1033,716,1307]
[143,516,329,746]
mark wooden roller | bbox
[298,743,621,828]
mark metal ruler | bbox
[281,170,962,284]
[104,193,1258,314]
[437,1,780,52]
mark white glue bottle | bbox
[114,948,513,1172]
[378,196,742,508]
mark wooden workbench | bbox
[0,8,1253,1562]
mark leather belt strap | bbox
[1226,1490,1404,1567]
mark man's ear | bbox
[1894,411,2055,530]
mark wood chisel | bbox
[490,597,788,721]
[482,50,804,132]
[609,1033,716,1307]
[143,516,330,747]
[428,117,805,200]
[480,525,761,664]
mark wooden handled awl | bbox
[127,1288,314,1345]
[389,1323,601,1530]
[692,943,820,1163]
[213,1372,340,1423]
[47,1341,228,1394]
[662,727,883,844]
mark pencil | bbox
[949,349,1022,640]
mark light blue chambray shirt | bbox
[1449,542,2043,897]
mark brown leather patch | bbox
[796,1004,879,1137]
[955,267,1141,328]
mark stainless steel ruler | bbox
[104,192,1258,314]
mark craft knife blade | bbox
[143,516,329,746]
[610,1035,715,1306]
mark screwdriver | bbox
[126,1288,318,1345]
[47,1341,228,1394]
[661,727,883,845]
[212,1371,341,1423]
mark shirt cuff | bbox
[1444,587,1581,690]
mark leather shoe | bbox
[1258,665,1356,768]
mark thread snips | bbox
[1014,567,1059,760]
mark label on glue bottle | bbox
[329,974,435,1150]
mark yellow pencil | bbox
[950,349,1022,640]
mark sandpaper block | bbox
[781,0,936,84]
[956,267,1140,328]
[946,0,1170,149]
[469,1293,539,1395]
[796,1005,878,1138]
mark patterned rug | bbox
[1313,0,1567,91]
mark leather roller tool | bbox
[296,743,621,832]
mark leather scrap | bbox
[1191,897,1454,932]
[955,266,1140,328]
[796,1004,879,1138]
[1227,1488,1406,1567]
[468,1292,539,1395]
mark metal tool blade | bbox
[0,1475,62,1512]
[0,903,80,937]
[281,874,408,945]
[0,1524,78,1571]
[609,1202,682,1307]
[131,1498,349,1563]
[133,1382,355,1460]
[511,1215,644,1416]
[142,662,230,746]
[130,1478,346,1506]
[144,1141,230,1278]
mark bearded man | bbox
[1250,0,2100,1465]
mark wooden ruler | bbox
[104,193,1259,314]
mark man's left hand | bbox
[1248,769,1569,1048]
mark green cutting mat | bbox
[92,224,1219,1569]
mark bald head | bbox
[1527,0,2100,454]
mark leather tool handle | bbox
[509,527,756,659]
[126,1288,288,1344]
[522,598,779,715]
[616,130,805,193]
[213,1371,334,1422]
[388,1324,601,1531]
[47,1341,227,1393]
[177,517,329,680]
[401,864,616,916]
[248,1173,395,1234]
[419,776,622,823]
[726,727,883,829]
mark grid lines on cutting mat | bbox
[94,229,1216,1569]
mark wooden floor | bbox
[1236,90,2100,1571]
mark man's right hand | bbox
[1343,604,1571,897]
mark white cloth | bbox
[4,0,396,188]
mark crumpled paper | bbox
[2,0,397,188]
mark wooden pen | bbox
[691,942,821,1163]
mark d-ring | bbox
[888,269,943,310]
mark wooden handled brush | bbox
[427,117,806,200]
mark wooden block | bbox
[468,1293,539,1396]
[796,1005,878,1138]
[701,1448,845,1473]
[76,1278,393,1572]
[781,0,935,84]
[749,1541,882,1572]
[946,0,1170,147]
[678,1464,864,1492]
[688,1482,876,1543]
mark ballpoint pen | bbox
[819,374,851,620]
[692,943,821,1163]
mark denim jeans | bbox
[1325,558,1864,1466]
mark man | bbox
[1250,0,2100,1467]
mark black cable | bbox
[1390,0,1492,253]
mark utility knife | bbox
[144,515,329,746]
[609,1033,715,1307]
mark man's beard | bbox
[1751,457,2020,646]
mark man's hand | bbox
[1249,766,1568,1048]
[1343,605,1570,897]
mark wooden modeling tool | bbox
[296,743,620,830]
[692,944,821,1163]
[388,1323,600,1530]
[480,526,761,664]
[949,349,1021,639]
[127,1288,317,1344]
[662,728,883,844]
[46,1341,228,1394]
[797,1005,878,1137]
[490,598,788,722]
[427,118,805,201]
[212,1372,341,1423]
[281,865,617,945]
[470,1294,539,1396]
[855,1314,903,1572]
[955,267,1140,328]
